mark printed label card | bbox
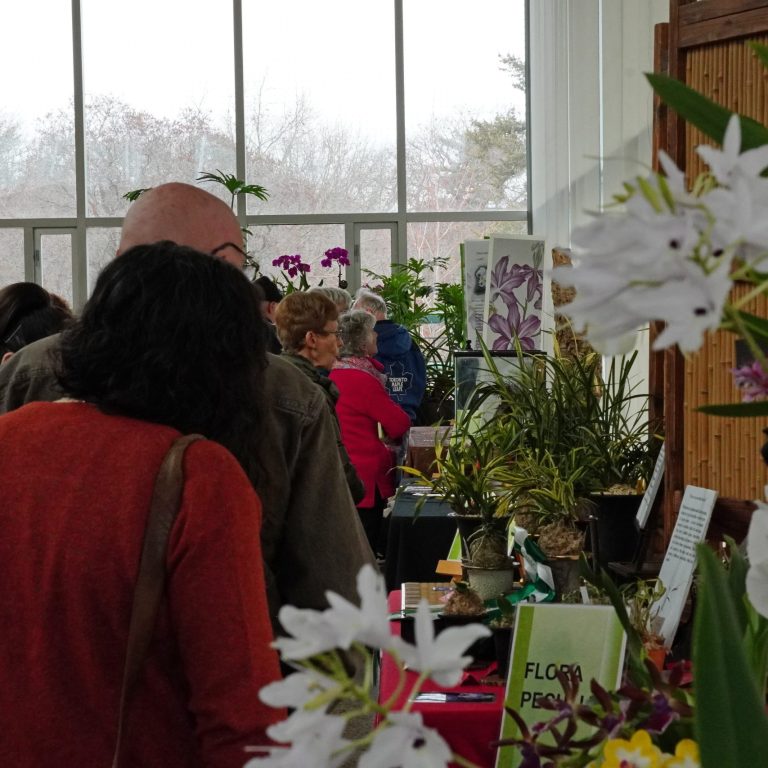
[655,485,716,647]
[496,604,626,768]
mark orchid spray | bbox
[246,565,489,768]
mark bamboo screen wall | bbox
[683,35,768,498]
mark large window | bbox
[0,1,528,304]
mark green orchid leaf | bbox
[748,41,768,71]
[122,187,151,201]
[694,547,768,767]
[698,401,768,417]
[646,73,768,150]
[729,309,768,341]
[723,536,750,634]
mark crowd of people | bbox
[0,181,430,766]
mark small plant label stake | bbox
[635,443,666,529]
[496,603,626,768]
[655,485,717,647]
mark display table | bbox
[384,492,458,591]
[379,590,504,768]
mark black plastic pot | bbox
[589,493,643,569]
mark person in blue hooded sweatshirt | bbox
[353,290,426,423]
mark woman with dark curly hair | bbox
[0,282,73,364]
[0,242,283,767]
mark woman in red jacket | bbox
[330,309,411,555]
[0,243,283,768]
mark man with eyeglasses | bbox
[0,182,375,624]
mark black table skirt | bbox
[384,494,458,591]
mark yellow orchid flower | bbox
[602,730,663,768]
[662,739,700,768]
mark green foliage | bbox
[646,72,768,151]
[196,169,269,209]
[462,341,659,519]
[694,546,768,767]
[122,187,151,202]
[400,430,513,524]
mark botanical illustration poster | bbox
[483,235,545,352]
[461,239,491,348]
[497,604,626,768]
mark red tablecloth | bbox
[379,591,504,768]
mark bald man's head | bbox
[117,182,247,268]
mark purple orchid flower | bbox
[733,360,768,401]
[488,300,541,351]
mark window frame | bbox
[0,0,530,305]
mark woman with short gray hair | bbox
[331,310,410,556]
[337,310,378,364]
[309,285,353,313]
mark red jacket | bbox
[330,364,411,507]
[0,402,283,767]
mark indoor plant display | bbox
[401,429,517,598]
[463,339,660,569]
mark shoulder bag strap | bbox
[111,433,205,768]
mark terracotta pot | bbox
[646,645,666,672]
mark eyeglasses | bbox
[210,241,250,268]
[315,329,343,339]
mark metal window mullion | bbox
[394,0,407,263]
[71,0,87,308]
[233,0,247,226]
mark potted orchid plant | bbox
[269,246,350,295]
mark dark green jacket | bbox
[282,353,366,505]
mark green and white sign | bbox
[496,604,626,768]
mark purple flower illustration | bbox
[488,300,541,351]
[490,255,528,303]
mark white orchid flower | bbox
[259,668,339,709]
[246,711,349,767]
[399,600,490,688]
[746,502,768,619]
[272,605,343,660]
[706,176,768,257]
[697,114,768,184]
[359,712,453,768]
[324,564,401,652]
[637,260,732,352]
[244,710,351,768]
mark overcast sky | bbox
[2,0,525,143]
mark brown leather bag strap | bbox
[112,433,205,768]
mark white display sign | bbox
[636,443,665,530]
[462,239,490,348]
[655,485,717,646]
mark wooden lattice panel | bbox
[680,37,768,497]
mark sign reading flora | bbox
[496,604,626,768]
